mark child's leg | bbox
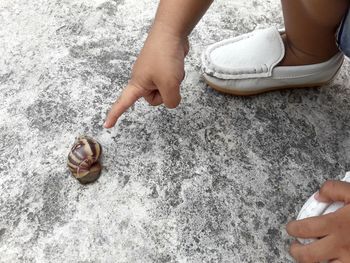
[280,0,349,66]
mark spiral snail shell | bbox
[67,135,102,184]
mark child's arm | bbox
[104,0,213,128]
[287,181,350,262]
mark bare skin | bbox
[287,181,350,263]
[103,1,350,261]
[103,0,213,128]
[104,0,349,127]
[280,0,350,66]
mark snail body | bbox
[67,135,102,184]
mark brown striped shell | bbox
[67,135,102,184]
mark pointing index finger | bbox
[104,84,145,128]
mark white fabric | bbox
[202,27,285,80]
[296,172,350,245]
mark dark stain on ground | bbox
[0,228,6,240]
[97,0,125,16]
[36,174,74,234]
[25,84,83,133]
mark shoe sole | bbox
[204,59,344,96]
[204,79,329,96]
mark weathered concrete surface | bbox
[1,0,350,262]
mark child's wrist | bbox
[150,21,188,42]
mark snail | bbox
[67,135,103,184]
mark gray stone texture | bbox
[1,0,350,262]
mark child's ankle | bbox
[278,34,339,66]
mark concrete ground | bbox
[1,0,350,262]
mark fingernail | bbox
[314,191,320,201]
[103,122,108,128]
[314,191,328,202]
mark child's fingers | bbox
[154,77,181,109]
[104,84,144,128]
[287,213,332,238]
[318,181,350,203]
[144,90,163,106]
[289,237,338,263]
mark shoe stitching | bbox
[203,27,285,78]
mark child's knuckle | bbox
[320,180,336,194]
[298,250,313,263]
[164,77,180,88]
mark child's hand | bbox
[104,30,189,128]
[103,0,213,128]
[287,181,350,263]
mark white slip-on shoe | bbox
[201,27,344,96]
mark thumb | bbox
[317,180,350,203]
[104,84,145,128]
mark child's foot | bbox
[278,33,340,66]
[201,27,344,96]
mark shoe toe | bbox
[202,27,285,80]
